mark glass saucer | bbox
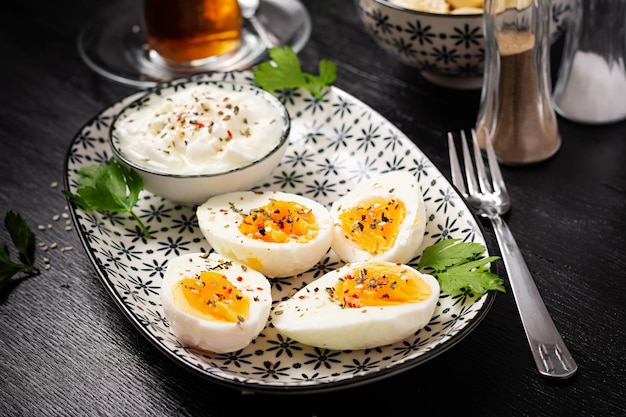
[78,0,312,88]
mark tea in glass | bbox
[143,0,242,63]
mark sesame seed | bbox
[52,214,60,221]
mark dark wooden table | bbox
[1,0,625,416]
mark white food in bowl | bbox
[113,84,285,175]
[389,0,452,13]
[109,80,290,205]
[387,0,533,15]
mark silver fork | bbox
[448,129,577,379]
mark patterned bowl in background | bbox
[355,0,572,89]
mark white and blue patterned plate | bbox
[65,71,495,394]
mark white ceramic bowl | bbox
[355,0,572,89]
[110,79,291,206]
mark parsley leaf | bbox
[253,46,337,99]
[63,158,150,239]
[5,210,36,267]
[418,238,505,296]
[0,211,40,291]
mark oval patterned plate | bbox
[64,71,495,394]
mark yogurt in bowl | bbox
[110,80,291,205]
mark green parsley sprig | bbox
[253,46,337,99]
[418,238,505,296]
[63,158,151,239]
[0,211,40,291]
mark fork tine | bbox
[447,132,467,196]
[470,129,492,193]
[460,130,479,197]
[482,128,509,201]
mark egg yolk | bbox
[333,262,432,308]
[238,200,319,243]
[338,197,406,255]
[177,271,249,323]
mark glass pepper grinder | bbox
[476,0,561,165]
[552,0,626,124]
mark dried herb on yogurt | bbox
[253,46,336,99]
[0,211,40,291]
[64,158,151,239]
[417,238,505,296]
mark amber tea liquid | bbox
[143,0,242,63]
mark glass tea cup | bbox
[143,0,242,63]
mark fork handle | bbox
[489,214,578,379]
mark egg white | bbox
[161,252,272,354]
[270,261,440,351]
[330,171,426,264]
[196,190,334,278]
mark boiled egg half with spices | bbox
[271,261,440,350]
[196,190,334,278]
[330,171,426,264]
[161,252,272,354]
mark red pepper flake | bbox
[227,129,233,138]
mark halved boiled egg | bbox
[271,261,440,350]
[196,190,334,278]
[330,171,426,264]
[161,252,272,353]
